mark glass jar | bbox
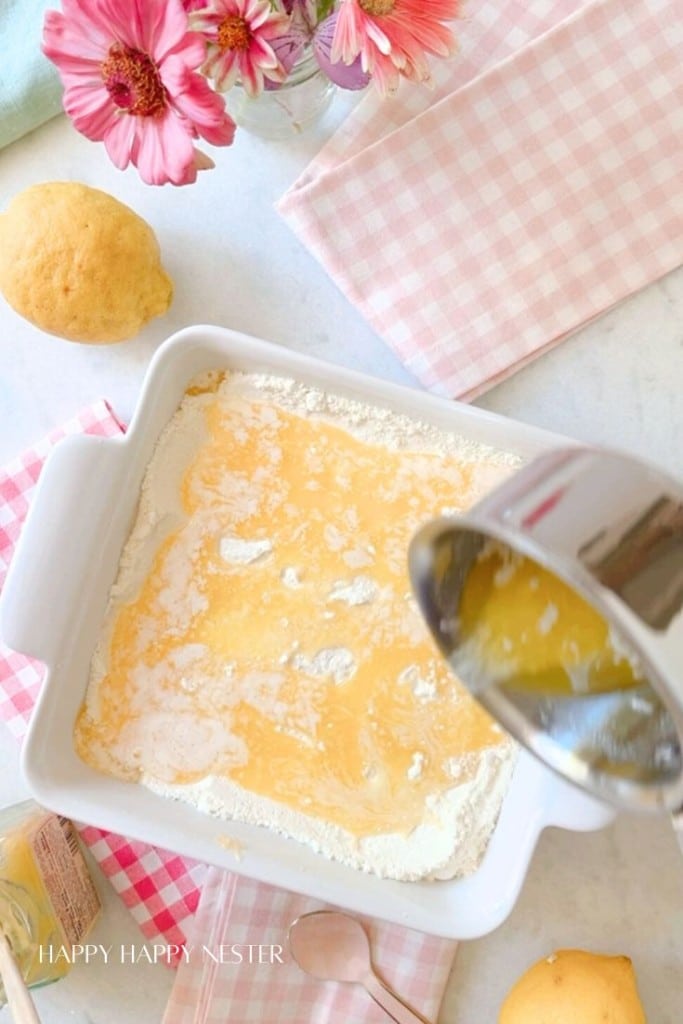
[0,800,100,1005]
[224,48,336,140]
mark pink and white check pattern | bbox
[278,0,683,400]
[163,868,457,1024]
[294,0,576,180]
[0,402,206,957]
[0,401,125,737]
[1,407,458,1008]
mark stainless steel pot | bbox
[409,446,683,813]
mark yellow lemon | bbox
[0,182,173,343]
[499,949,647,1024]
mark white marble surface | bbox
[1,92,682,1024]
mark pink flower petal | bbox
[102,113,137,169]
[136,113,197,185]
[57,0,116,49]
[62,82,120,139]
[138,0,193,63]
[210,51,241,92]
[91,0,146,52]
[239,57,261,98]
[247,36,281,72]
[160,31,207,71]
[171,69,236,146]
[42,11,108,65]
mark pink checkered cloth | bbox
[163,868,457,1024]
[278,0,683,400]
[1,406,459,1011]
[0,402,207,957]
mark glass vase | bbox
[224,49,336,140]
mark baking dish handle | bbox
[0,433,123,665]
[537,763,615,832]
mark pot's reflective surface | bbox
[409,446,683,812]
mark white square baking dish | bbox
[1,325,614,938]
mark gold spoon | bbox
[0,931,41,1024]
[288,910,431,1024]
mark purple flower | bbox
[313,12,370,91]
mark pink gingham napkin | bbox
[278,0,683,400]
[0,402,207,956]
[163,868,457,1024]
[294,0,576,181]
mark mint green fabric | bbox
[0,0,63,150]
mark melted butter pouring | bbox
[458,546,644,696]
[76,392,509,837]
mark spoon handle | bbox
[363,971,432,1024]
[0,932,42,1024]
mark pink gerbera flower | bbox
[42,0,236,186]
[332,0,460,95]
[190,0,290,97]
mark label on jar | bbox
[29,815,100,945]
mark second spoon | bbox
[288,910,432,1024]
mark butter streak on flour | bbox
[77,370,521,882]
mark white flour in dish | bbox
[81,370,521,882]
[145,743,516,882]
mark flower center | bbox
[359,0,395,15]
[217,15,251,52]
[101,44,166,117]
